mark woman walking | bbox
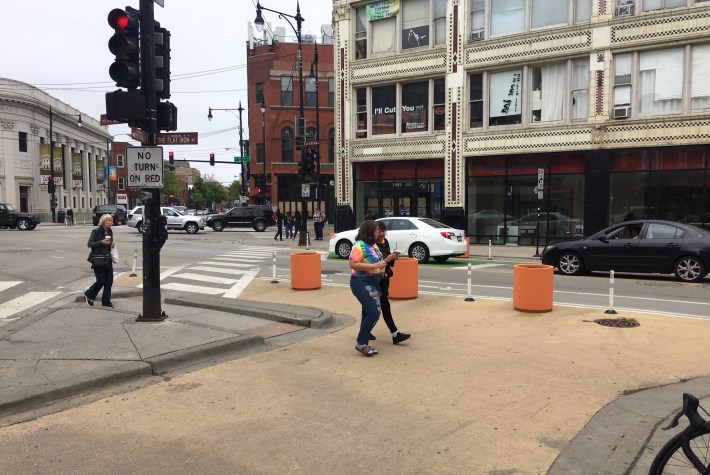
[84,214,115,307]
[375,221,411,344]
[349,220,386,356]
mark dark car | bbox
[92,204,127,226]
[540,220,710,282]
[0,203,40,230]
[205,206,275,232]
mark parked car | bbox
[171,205,187,214]
[329,217,467,263]
[205,206,275,232]
[540,220,710,282]
[468,209,514,234]
[127,206,206,234]
[0,203,40,230]
[92,204,127,226]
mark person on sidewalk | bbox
[349,220,386,357]
[65,207,74,226]
[284,211,293,239]
[375,221,411,344]
[84,214,115,308]
[313,207,324,240]
[274,209,284,241]
[292,210,301,241]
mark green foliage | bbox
[189,177,227,210]
[160,163,178,202]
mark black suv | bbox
[92,204,127,226]
[206,206,275,232]
[0,203,40,230]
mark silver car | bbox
[127,206,205,234]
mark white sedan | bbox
[329,217,467,263]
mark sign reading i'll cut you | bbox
[126,146,164,188]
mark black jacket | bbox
[378,237,395,277]
[87,226,113,267]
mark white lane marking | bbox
[161,283,225,295]
[0,292,62,320]
[224,251,274,257]
[452,264,502,270]
[189,266,255,275]
[223,269,260,298]
[173,273,241,285]
[0,281,22,293]
[160,265,186,281]
[203,260,256,268]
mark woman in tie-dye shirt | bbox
[349,220,386,357]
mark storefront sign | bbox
[367,0,399,21]
[72,152,83,190]
[489,70,522,118]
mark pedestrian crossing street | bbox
[148,245,291,299]
[0,281,62,322]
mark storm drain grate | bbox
[593,318,640,328]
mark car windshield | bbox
[5,204,16,211]
[416,218,452,229]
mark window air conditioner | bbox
[469,30,484,42]
[613,106,631,119]
[615,3,635,17]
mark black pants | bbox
[379,276,398,334]
[86,265,113,306]
[274,224,283,240]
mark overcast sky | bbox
[1,0,333,185]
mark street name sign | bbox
[156,132,198,145]
[126,146,164,188]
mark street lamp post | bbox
[254,0,308,246]
[260,100,266,203]
[309,41,320,209]
[208,103,248,198]
[48,106,82,223]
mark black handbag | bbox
[89,254,112,268]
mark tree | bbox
[190,177,227,211]
[227,179,242,203]
[160,163,178,203]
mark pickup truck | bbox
[0,203,40,230]
[127,205,206,234]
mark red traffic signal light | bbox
[108,7,141,88]
[168,151,174,165]
[209,153,215,166]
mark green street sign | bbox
[233,156,248,163]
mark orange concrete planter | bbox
[290,252,321,290]
[388,257,418,300]
[455,237,470,258]
[512,264,554,312]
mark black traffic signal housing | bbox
[157,100,177,131]
[153,21,171,100]
[47,177,56,195]
[168,151,175,171]
[303,145,317,181]
[209,153,215,166]
[108,7,141,89]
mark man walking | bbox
[274,208,283,241]
[313,207,324,240]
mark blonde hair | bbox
[99,214,114,226]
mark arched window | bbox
[281,127,294,163]
[328,128,335,163]
[306,126,317,142]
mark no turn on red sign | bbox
[126,147,164,188]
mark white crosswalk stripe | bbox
[158,245,285,299]
[0,280,62,321]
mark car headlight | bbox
[542,245,555,255]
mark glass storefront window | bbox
[402,81,429,133]
[372,85,397,135]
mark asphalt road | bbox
[0,224,708,323]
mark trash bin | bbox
[57,210,65,223]
[388,257,418,300]
[512,264,553,312]
[290,252,321,290]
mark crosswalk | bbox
[156,245,281,298]
[0,281,62,322]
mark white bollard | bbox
[271,251,279,284]
[605,270,617,314]
[488,239,492,260]
[464,263,475,302]
[306,232,310,250]
[129,248,138,277]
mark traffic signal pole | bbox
[138,0,164,321]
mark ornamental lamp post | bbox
[254,0,308,245]
[48,106,82,223]
[207,103,248,194]
[260,99,267,203]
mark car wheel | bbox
[433,256,449,263]
[136,222,143,234]
[335,239,352,259]
[674,256,706,283]
[409,242,430,263]
[211,220,225,232]
[185,222,199,234]
[557,252,584,276]
[17,218,31,231]
[253,220,266,232]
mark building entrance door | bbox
[380,190,426,218]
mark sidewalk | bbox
[2,229,708,473]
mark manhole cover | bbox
[593,318,640,328]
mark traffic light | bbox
[47,177,55,195]
[157,100,178,131]
[303,145,317,180]
[108,7,141,89]
[153,21,171,100]
[168,151,175,171]
[210,153,215,166]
